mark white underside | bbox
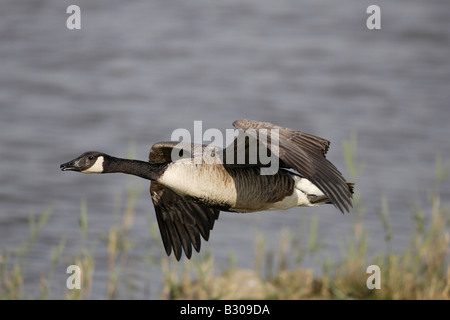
[159,161,237,204]
[266,175,325,210]
[159,162,325,212]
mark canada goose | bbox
[60,120,354,260]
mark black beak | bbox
[60,158,82,172]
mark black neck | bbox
[103,156,167,181]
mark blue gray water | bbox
[1,0,449,299]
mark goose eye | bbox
[88,156,94,161]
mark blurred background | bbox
[0,0,449,299]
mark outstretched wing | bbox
[230,119,353,213]
[149,142,220,260]
[150,182,220,260]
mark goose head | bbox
[60,151,106,173]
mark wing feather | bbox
[231,119,353,213]
[150,182,219,260]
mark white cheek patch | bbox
[82,156,104,173]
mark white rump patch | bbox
[295,176,323,196]
[267,175,325,210]
[82,156,104,173]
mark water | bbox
[1,0,449,299]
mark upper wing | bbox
[149,141,183,163]
[149,141,220,164]
[231,119,353,213]
[149,142,220,260]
